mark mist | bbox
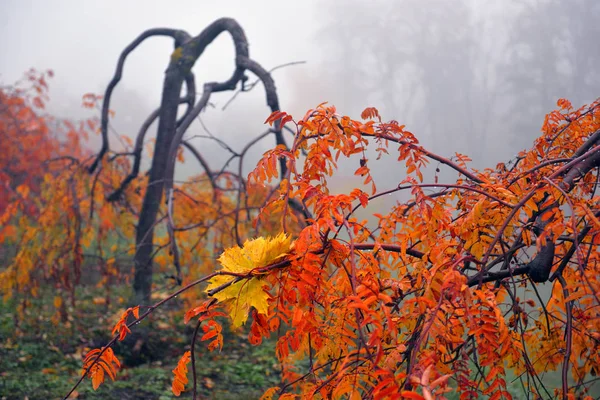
[1,0,598,187]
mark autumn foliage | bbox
[2,68,599,399]
[0,70,98,302]
[0,71,147,314]
[67,97,600,399]
[0,69,85,215]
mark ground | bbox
[0,285,281,400]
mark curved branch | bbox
[179,72,197,124]
[573,128,600,158]
[548,144,600,188]
[181,139,216,193]
[163,85,213,196]
[238,56,287,176]
[89,28,191,173]
[107,108,159,202]
[561,147,600,191]
[320,130,484,184]
[179,18,250,90]
[222,60,306,111]
[163,17,284,193]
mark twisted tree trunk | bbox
[92,18,287,305]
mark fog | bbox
[1,0,599,187]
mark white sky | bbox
[0,1,323,113]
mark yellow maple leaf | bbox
[206,233,291,328]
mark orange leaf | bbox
[361,107,380,120]
[260,386,281,400]
[171,351,191,397]
[82,347,120,391]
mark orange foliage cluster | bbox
[0,69,86,215]
[171,350,191,396]
[79,98,599,399]
[0,69,53,210]
[254,102,599,399]
[111,306,140,341]
[216,101,600,398]
[0,71,139,314]
[1,70,90,301]
[81,347,121,390]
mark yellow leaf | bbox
[206,233,291,328]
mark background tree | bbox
[0,69,104,307]
[505,0,600,145]
[315,0,600,165]
[89,18,296,306]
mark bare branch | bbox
[89,28,191,173]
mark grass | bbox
[0,284,281,400]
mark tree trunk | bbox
[133,66,184,305]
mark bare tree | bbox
[505,0,600,145]
[89,18,290,306]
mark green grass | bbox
[0,285,281,400]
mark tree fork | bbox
[95,18,288,305]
